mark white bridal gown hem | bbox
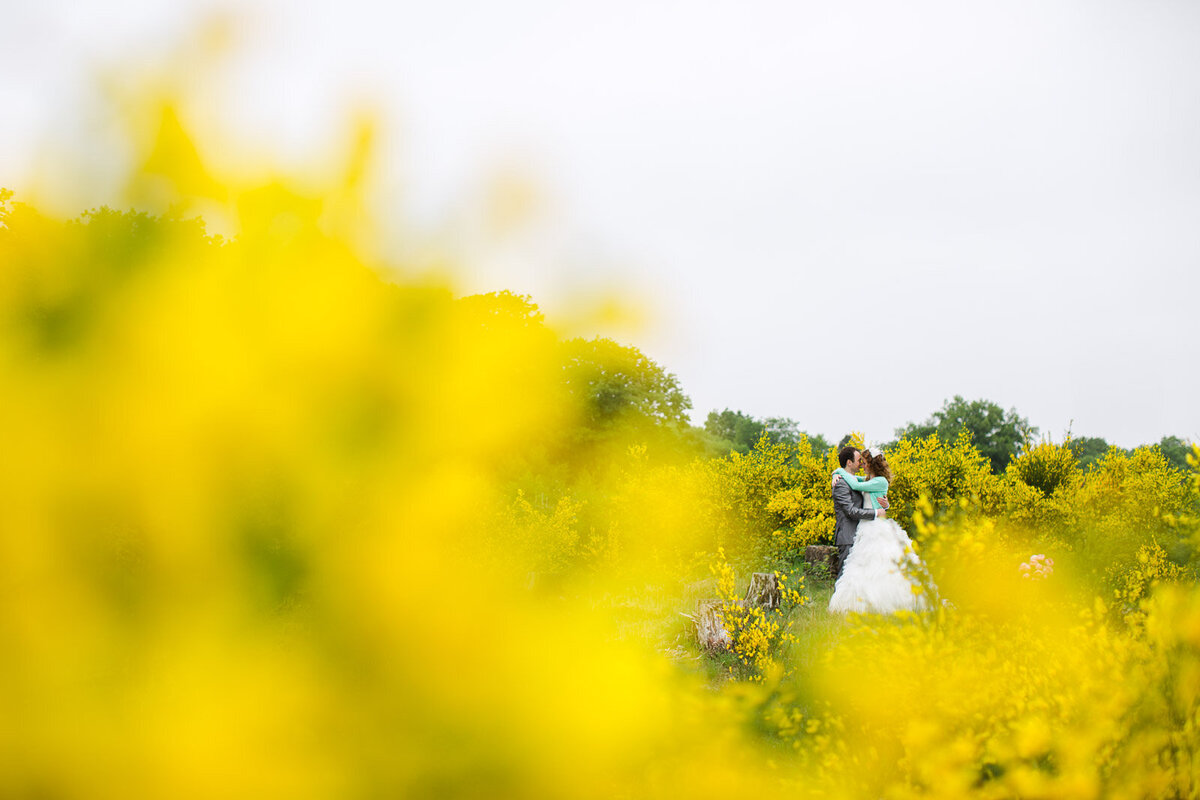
[829,516,930,615]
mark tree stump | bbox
[805,545,838,576]
[743,572,781,610]
[695,600,732,651]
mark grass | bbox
[581,555,855,688]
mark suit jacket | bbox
[832,476,877,546]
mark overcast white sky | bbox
[3,0,1197,448]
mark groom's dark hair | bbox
[838,446,858,468]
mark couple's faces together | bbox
[850,450,888,477]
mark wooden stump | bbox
[743,572,781,610]
[693,574,786,651]
[805,545,838,575]
[695,600,732,651]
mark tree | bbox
[704,409,766,453]
[703,410,825,455]
[798,431,832,458]
[561,337,691,431]
[763,417,802,444]
[1157,435,1195,473]
[895,396,1037,474]
[0,187,13,227]
[1068,436,1113,471]
[1,203,219,357]
[459,290,545,328]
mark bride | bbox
[828,449,932,614]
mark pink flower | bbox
[1019,554,1054,581]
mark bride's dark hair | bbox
[863,449,892,482]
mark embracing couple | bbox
[827,445,930,614]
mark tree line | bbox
[706,396,1194,474]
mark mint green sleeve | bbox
[837,472,889,493]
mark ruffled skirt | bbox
[828,518,930,614]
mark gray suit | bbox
[832,477,877,580]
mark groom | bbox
[831,446,887,580]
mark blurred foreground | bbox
[2,102,1200,799]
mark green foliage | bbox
[1068,435,1112,470]
[1158,435,1196,473]
[2,204,219,356]
[562,336,691,430]
[673,423,752,460]
[704,408,766,452]
[763,416,800,443]
[796,430,832,458]
[896,395,1037,474]
[701,434,801,560]
[459,289,546,328]
[703,409,818,454]
[492,490,583,575]
[459,293,719,474]
[1067,446,1197,576]
[0,187,13,225]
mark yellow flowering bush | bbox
[1060,445,1197,597]
[885,432,1001,530]
[708,548,809,680]
[748,502,1200,800]
[1009,438,1081,497]
[0,102,788,799]
[765,434,843,553]
[698,434,805,560]
[996,439,1080,538]
[491,490,584,576]
[1108,542,1185,624]
[585,447,720,582]
[8,68,1200,800]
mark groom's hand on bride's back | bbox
[876,508,887,518]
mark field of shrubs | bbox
[2,105,1198,799]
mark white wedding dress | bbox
[828,513,931,615]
